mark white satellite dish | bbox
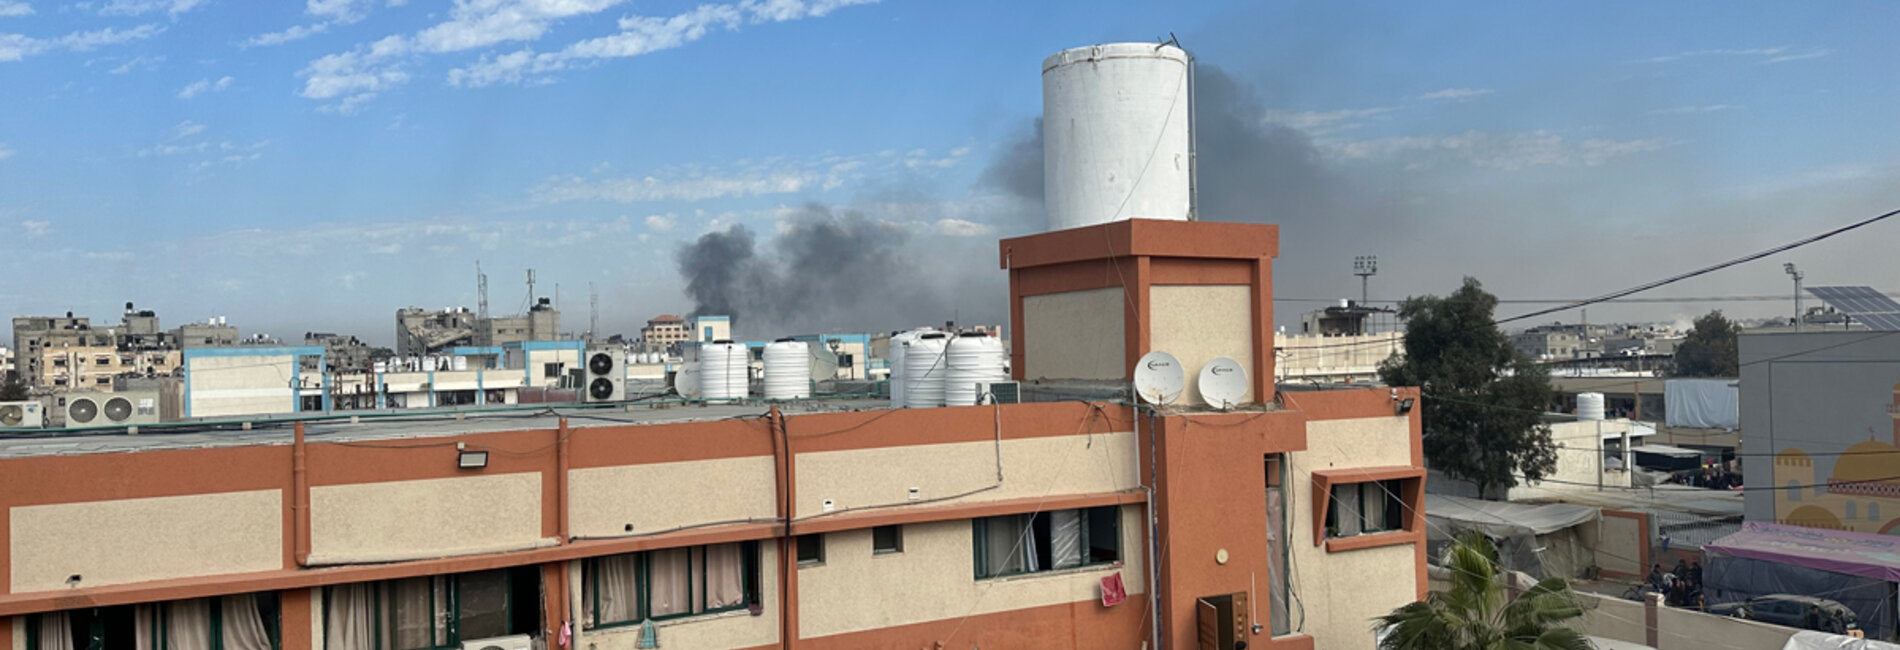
[675,363,702,399]
[1198,357,1248,409]
[1133,351,1184,405]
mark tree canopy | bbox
[1375,531,1594,650]
[0,378,27,402]
[1669,310,1740,378]
[1378,277,1556,499]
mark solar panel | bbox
[1806,286,1900,331]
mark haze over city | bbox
[3,0,1897,343]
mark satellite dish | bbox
[1133,351,1184,405]
[675,363,702,399]
[809,344,840,382]
[1198,357,1248,409]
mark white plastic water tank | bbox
[945,333,1007,406]
[1577,393,1606,421]
[373,360,387,374]
[902,333,950,408]
[1042,43,1193,231]
[763,340,811,400]
[452,356,468,372]
[700,341,749,403]
[887,329,920,407]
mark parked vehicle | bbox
[1708,595,1859,634]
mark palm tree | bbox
[1375,532,1596,650]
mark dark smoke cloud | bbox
[676,204,952,337]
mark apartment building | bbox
[34,346,180,391]
[639,315,689,353]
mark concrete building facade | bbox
[639,315,689,353]
[35,346,180,391]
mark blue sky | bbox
[3,0,1898,344]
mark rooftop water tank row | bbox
[763,339,811,400]
[945,333,1007,406]
[699,341,749,404]
[902,333,950,408]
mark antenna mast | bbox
[589,282,599,342]
[526,269,536,312]
[476,261,489,320]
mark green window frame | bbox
[581,541,761,631]
[321,569,525,650]
[971,505,1122,580]
[26,594,282,650]
[1325,479,1404,538]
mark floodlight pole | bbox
[1784,263,1804,332]
[1353,255,1378,308]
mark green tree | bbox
[1375,532,1594,650]
[1378,277,1556,498]
[0,378,27,401]
[1669,310,1740,377]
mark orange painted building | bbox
[1,219,1424,650]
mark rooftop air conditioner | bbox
[460,635,532,650]
[583,346,625,403]
[976,380,1020,405]
[63,390,161,427]
[0,401,45,428]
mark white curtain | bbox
[221,595,273,650]
[324,584,375,650]
[648,548,692,617]
[165,599,212,650]
[37,611,74,650]
[137,605,156,650]
[595,554,641,624]
[1333,483,1364,537]
[1363,481,1392,532]
[389,577,447,650]
[981,515,1030,576]
[1266,488,1289,635]
[1049,510,1083,569]
[703,543,746,610]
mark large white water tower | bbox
[1042,42,1194,231]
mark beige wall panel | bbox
[1022,288,1126,380]
[10,490,281,593]
[188,355,297,417]
[308,473,542,564]
[794,432,1138,519]
[1283,415,1418,650]
[1598,516,1643,577]
[1150,285,1254,406]
[569,457,777,538]
[798,505,1147,639]
[568,545,781,650]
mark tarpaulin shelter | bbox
[1706,522,1900,641]
[1664,378,1739,430]
[1424,494,1600,580]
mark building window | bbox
[1325,480,1404,538]
[581,541,759,629]
[1845,501,1859,520]
[323,566,539,649]
[543,363,562,378]
[1787,481,1802,501]
[872,525,903,555]
[1265,455,1290,636]
[1869,502,1881,522]
[796,534,824,566]
[972,506,1121,579]
[27,593,280,650]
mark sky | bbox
[2,0,1898,345]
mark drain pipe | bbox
[1144,406,1164,650]
[293,421,310,566]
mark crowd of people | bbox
[1666,463,1742,490]
[1647,559,1706,608]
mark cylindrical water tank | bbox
[452,356,468,371]
[902,333,950,408]
[887,329,920,407]
[1577,393,1606,421]
[700,341,749,403]
[945,333,1007,406]
[373,360,387,374]
[1042,43,1193,231]
[764,340,811,400]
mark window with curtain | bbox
[1326,479,1405,539]
[26,593,280,650]
[324,568,535,650]
[581,541,759,630]
[972,506,1121,580]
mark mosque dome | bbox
[1829,440,1900,484]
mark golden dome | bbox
[1829,441,1900,483]
[1787,505,1843,530]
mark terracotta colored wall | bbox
[800,598,1148,650]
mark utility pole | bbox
[1353,255,1378,307]
[476,261,489,320]
[589,282,599,343]
[1784,262,1804,332]
[526,269,537,309]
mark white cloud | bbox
[0,143,11,160]
[298,34,409,111]
[1639,46,1829,64]
[0,1,33,17]
[370,242,402,254]
[1648,104,1741,115]
[176,75,233,99]
[22,220,49,237]
[1264,106,1397,133]
[170,120,206,139]
[933,218,992,237]
[1329,130,1674,170]
[2,24,163,62]
[415,0,622,54]
[244,0,404,47]
[96,0,202,16]
[243,23,328,47]
[107,54,161,73]
[644,213,676,231]
[538,171,814,203]
[448,0,878,88]
[535,146,947,205]
[1419,88,1492,101]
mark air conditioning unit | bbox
[584,346,625,402]
[976,380,1020,405]
[63,390,161,427]
[0,401,45,428]
[460,635,531,650]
